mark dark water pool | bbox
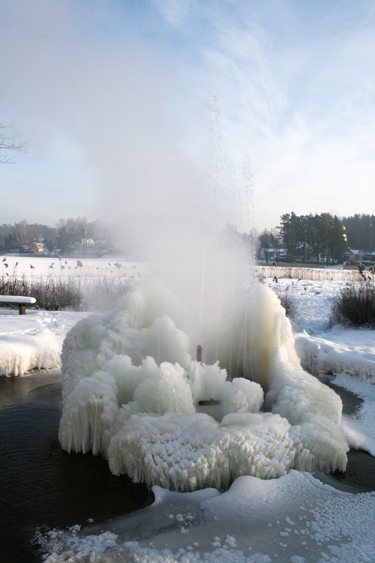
[315,376,375,492]
[1,371,374,562]
[0,372,153,563]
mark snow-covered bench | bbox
[0,295,36,315]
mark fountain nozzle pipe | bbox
[197,345,203,363]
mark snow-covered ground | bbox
[36,470,375,563]
[269,276,375,460]
[1,269,375,562]
[0,308,89,376]
[0,256,148,376]
[269,277,375,384]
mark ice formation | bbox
[59,282,348,491]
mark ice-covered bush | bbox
[331,283,375,328]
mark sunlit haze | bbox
[1,0,375,232]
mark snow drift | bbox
[59,282,348,491]
[295,329,375,383]
[0,310,89,377]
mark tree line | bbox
[278,212,347,263]
[0,218,118,254]
[341,214,375,251]
[1,213,373,261]
[258,213,375,264]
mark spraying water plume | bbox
[59,99,348,491]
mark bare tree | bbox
[0,120,26,163]
[11,220,30,247]
[0,93,27,163]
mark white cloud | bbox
[155,0,192,27]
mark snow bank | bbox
[0,310,89,376]
[330,373,375,457]
[295,328,375,383]
[59,282,348,490]
[0,332,60,376]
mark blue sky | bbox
[1,0,375,231]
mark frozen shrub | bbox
[31,279,83,310]
[330,283,375,328]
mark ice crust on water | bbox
[59,282,348,490]
[37,471,375,563]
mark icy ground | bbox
[36,470,375,563]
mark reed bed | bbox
[0,274,131,312]
[257,266,365,282]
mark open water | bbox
[0,371,153,563]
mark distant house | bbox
[343,249,375,265]
[31,242,47,254]
[259,247,289,262]
[344,249,363,264]
[362,251,375,263]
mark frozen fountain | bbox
[58,276,348,491]
[58,99,348,491]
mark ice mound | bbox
[59,282,348,491]
[220,377,264,416]
[59,372,119,455]
[108,412,295,490]
[60,284,192,404]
